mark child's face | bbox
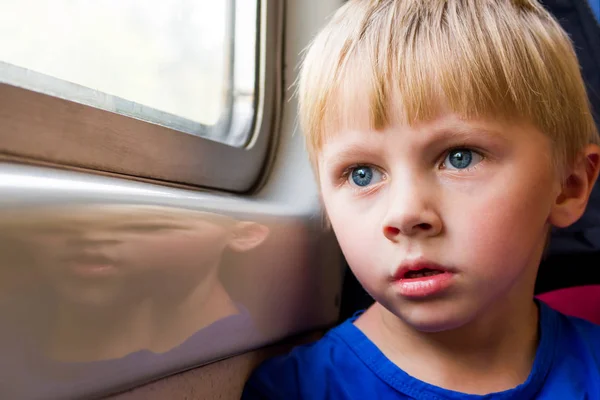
[318,112,562,332]
[28,207,238,307]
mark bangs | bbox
[299,0,598,169]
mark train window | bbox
[0,0,256,147]
[0,0,281,192]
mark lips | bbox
[392,260,456,298]
[62,252,118,277]
[394,261,451,280]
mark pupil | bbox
[450,150,472,169]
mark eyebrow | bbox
[430,125,507,140]
[421,124,511,151]
[322,143,382,169]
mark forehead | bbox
[320,106,488,148]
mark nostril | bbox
[384,226,400,237]
[416,223,432,230]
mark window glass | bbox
[0,0,258,147]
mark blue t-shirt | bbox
[589,0,600,22]
[243,302,600,399]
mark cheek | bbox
[120,230,230,271]
[29,236,70,271]
[326,196,385,284]
[450,170,554,274]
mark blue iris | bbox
[447,149,473,169]
[351,167,374,187]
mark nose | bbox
[382,180,442,241]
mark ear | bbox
[550,144,600,228]
[227,222,270,252]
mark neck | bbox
[357,294,539,394]
[148,275,239,353]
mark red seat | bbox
[536,285,600,325]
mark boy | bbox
[243,0,600,398]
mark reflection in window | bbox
[0,0,258,147]
[0,204,270,399]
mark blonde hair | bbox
[298,0,599,172]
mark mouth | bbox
[395,261,452,279]
[63,253,118,277]
[392,261,456,298]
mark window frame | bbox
[0,0,282,193]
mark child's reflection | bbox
[28,205,269,362]
[1,205,269,399]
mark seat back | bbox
[536,285,600,325]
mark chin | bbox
[394,301,476,333]
[57,287,126,308]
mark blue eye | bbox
[443,149,482,170]
[348,166,383,187]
